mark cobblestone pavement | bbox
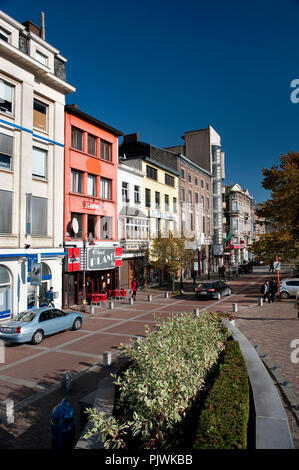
[0,265,297,449]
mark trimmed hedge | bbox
[193,339,250,449]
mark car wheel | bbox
[72,317,82,330]
[227,288,232,296]
[280,291,289,299]
[32,330,43,345]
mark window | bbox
[32,147,47,179]
[233,237,238,244]
[71,127,83,151]
[206,182,209,190]
[0,79,14,116]
[201,195,204,208]
[35,50,48,66]
[201,180,204,188]
[155,218,161,237]
[87,174,96,196]
[165,173,175,187]
[31,196,47,235]
[145,188,151,207]
[202,215,205,234]
[101,178,111,199]
[195,176,199,186]
[122,182,129,203]
[188,173,192,183]
[0,133,13,170]
[88,134,96,156]
[195,192,199,204]
[88,214,96,239]
[232,201,238,212]
[33,99,48,132]
[232,218,239,230]
[134,185,141,203]
[165,194,169,211]
[71,170,82,193]
[0,189,12,233]
[155,191,160,209]
[207,216,211,234]
[181,168,185,180]
[146,165,157,180]
[69,213,82,238]
[100,216,112,239]
[101,140,112,161]
[173,197,177,213]
[207,197,210,209]
[0,27,11,42]
[181,187,185,202]
[188,190,192,204]
[190,212,194,231]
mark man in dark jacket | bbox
[269,279,278,303]
[261,281,270,303]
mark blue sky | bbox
[3,0,299,202]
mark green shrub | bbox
[85,312,229,449]
[193,339,250,449]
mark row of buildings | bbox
[0,10,264,319]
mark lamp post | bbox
[82,238,87,308]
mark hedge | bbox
[193,339,250,449]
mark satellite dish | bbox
[71,217,79,235]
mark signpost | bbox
[274,257,281,300]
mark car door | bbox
[218,281,228,295]
[286,281,299,296]
[51,309,71,331]
[38,310,56,335]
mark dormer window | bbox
[0,26,11,43]
[35,50,48,66]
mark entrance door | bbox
[68,274,78,306]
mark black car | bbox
[195,280,232,300]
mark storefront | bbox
[63,245,122,307]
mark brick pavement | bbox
[0,266,298,448]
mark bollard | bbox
[108,301,114,310]
[232,303,238,313]
[103,351,112,366]
[1,399,14,425]
[194,308,200,317]
[165,292,169,299]
[148,295,152,302]
[61,371,72,392]
[258,298,263,307]
[129,298,134,305]
[89,305,95,314]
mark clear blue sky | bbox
[3,0,299,202]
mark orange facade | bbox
[64,106,121,243]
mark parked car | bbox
[0,307,84,345]
[195,280,232,300]
[279,278,299,299]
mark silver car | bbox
[279,278,299,299]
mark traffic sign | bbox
[273,261,281,271]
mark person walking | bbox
[45,286,55,307]
[269,261,274,273]
[269,279,278,303]
[131,279,137,301]
[191,269,196,284]
[261,280,270,304]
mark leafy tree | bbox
[148,231,195,293]
[252,151,299,262]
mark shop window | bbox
[0,132,13,170]
[88,214,96,239]
[0,265,11,318]
[0,189,12,233]
[100,216,112,239]
[33,99,48,132]
[0,78,14,116]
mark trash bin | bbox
[51,398,76,449]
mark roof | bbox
[65,105,123,137]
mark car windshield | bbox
[13,310,37,322]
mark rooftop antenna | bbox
[40,11,45,40]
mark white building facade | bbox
[0,11,75,318]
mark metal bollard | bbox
[165,292,169,299]
[89,305,95,314]
[148,295,152,302]
[232,303,238,313]
[108,301,114,309]
[258,298,263,307]
[61,371,72,392]
[1,399,14,425]
[103,351,112,366]
[194,308,200,317]
[129,298,134,305]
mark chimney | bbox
[22,20,41,37]
[123,133,139,144]
[40,12,45,41]
[71,104,78,109]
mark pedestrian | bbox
[221,265,226,279]
[269,261,274,273]
[218,265,222,278]
[45,286,54,307]
[191,269,196,284]
[131,279,137,300]
[261,281,270,304]
[269,279,278,303]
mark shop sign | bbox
[213,244,224,256]
[67,248,80,272]
[87,247,122,270]
[83,200,104,211]
[30,263,41,286]
[149,210,176,221]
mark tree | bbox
[252,151,299,262]
[148,231,195,293]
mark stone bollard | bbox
[61,371,72,392]
[89,305,95,314]
[103,351,112,367]
[165,292,169,299]
[148,295,152,302]
[0,399,14,425]
[129,298,134,305]
[194,308,200,317]
[258,298,263,307]
[232,303,238,313]
[108,301,114,310]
